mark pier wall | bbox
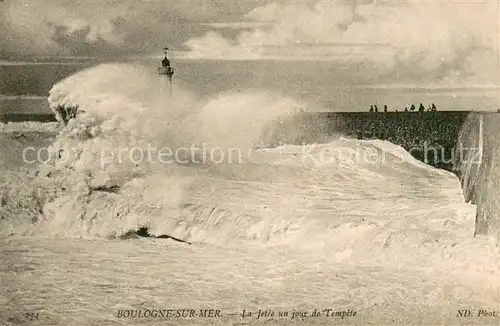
[316,111,471,172]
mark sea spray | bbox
[1,63,324,239]
[0,62,481,257]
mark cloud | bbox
[0,0,269,59]
[198,22,272,29]
[2,0,497,86]
[183,0,500,85]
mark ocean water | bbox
[0,63,498,325]
[2,60,499,115]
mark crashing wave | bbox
[1,63,326,241]
[0,62,489,263]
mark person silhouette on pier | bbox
[384,105,388,112]
[419,103,425,112]
[369,105,374,112]
[404,107,408,112]
[410,104,416,112]
[374,105,379,112]
[431,103,437,111]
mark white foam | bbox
[0,64,489,271]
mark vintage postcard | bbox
[0,0,499,325]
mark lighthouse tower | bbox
[158,46,174,96]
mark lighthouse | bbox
[158,46,174,96]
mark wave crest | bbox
[2,63,327,241]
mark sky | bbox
[1,0,499,88]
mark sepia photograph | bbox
[0,0,499,325]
